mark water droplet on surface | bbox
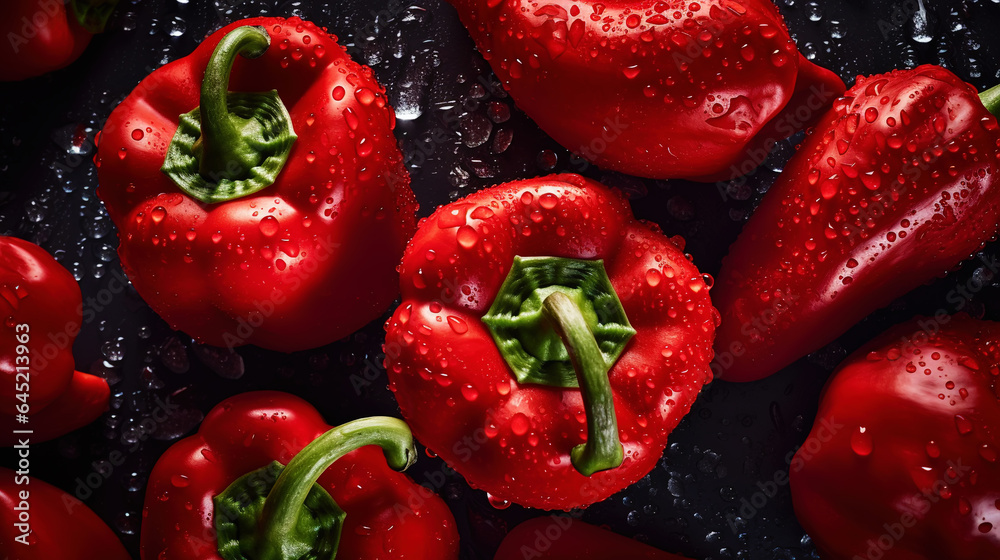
[954,414,973,435]
[487,493,511,509]
[354,87,376,105]
[510,413,530,436]
[980,444,998,463]
[820,179,839,200]
[851,426,873,456]
[953,494,974,517]
[456,225,479,249]
[258,216,280,237]
[167,16,186,37]
[343,108,360,130]
[646,268,662,287]
[460,113,492,148]
[461,384,478,401]
[447,316,468,334]
[925,441,940,458]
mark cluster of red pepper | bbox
[4,0,1000,559]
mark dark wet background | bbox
[3,0,1000,558]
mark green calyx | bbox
[162,25,296,204]
[483,257,635,387]
[980,83,1000,118]
[70,0,119,34]
[215,462,344,560]
[213,417,416,560]
[483,256,633,476]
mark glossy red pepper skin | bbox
[713,65,1000,382]
[0,237,109,446]
[384,174,717,510]
[141,391,459,560]
[0,467,131,558]
[790,314,1000,560]
[495,517,692,559]
[97,17,417,352]
[446,0,844,181]
[0,0,92,81]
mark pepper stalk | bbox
[213,417,416,560]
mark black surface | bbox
[2,0,1000,558]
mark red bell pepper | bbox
[0,236,110,446]
[0,0,117,81]
[384,174,717,510]
[790,314,1000,560]
[141,391,459,560]
[0,466,131,558]
[713,65,1000,381]
[446,0,844,181]
[495,517,692,559]
[96,17,417,352]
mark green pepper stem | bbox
[980,83,1000,118]
[70,0,119,33]
[196,25,271,181]
[256,417,416,560]
[542,291,625,477]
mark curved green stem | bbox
[541,291,624,477]
[162,25,295,203]
[195,25,271,180]
[256,417,416,560]
[980,83,1000,118]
